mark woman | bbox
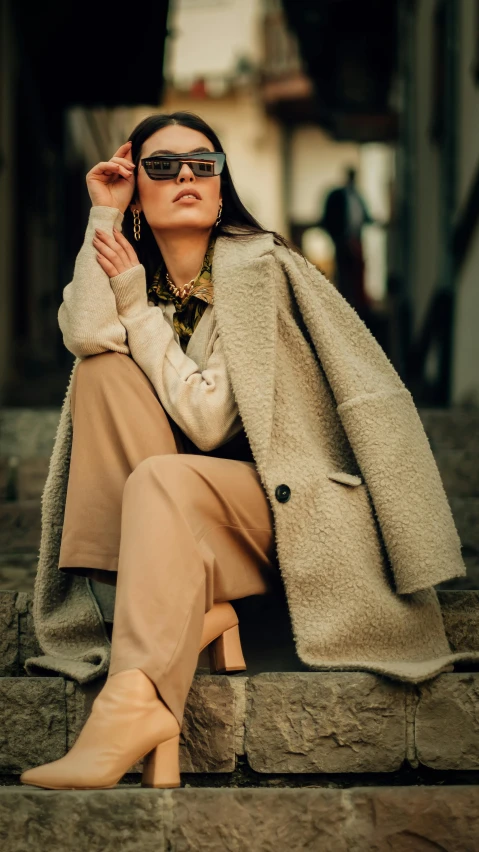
[21,112,479,791]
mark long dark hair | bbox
[122,111,302,285]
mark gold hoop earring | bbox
[215,203,223,228]
[133,209,141,241]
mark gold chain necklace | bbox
[165,270,195,300]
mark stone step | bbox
[1,786,479,851]
[2,590,479,779]
[0,457,50,502]
[0,554,38,593]
[3,668,479,778]
[0,592,41,677]
[0,501,42,554]
[434,449,479,499]
[0,409,60,459]
[420,408,479,453]
[0,673,242,777]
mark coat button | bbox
[275,484,291,503]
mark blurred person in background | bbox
[319,166,373,318]
[20,112,472,794]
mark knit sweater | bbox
[58,205,247,454]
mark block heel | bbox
[208,623,247,674]
[141,734,181,789]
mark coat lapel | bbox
[212,233,276,466]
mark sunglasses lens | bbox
[191,161,215,176]
[142,153,226,180]
[143,159,180,179]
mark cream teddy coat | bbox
[25,206,479,684]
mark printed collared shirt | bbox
[147,236,215,353]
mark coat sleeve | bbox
[108,264,243,452]
[278,246,466,595]
[58,206,130,358]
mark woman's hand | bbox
[86,142,136,212]
[93,227,141,277]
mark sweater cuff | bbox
[88,206,125,230]
[109,265,148,315]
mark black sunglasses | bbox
[140,152,226,180]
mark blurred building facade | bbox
[262,0,479,408]
[0,0,169,406]
[398,0,479,408]
[131,0,288,236]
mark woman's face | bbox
[132,125,222,233]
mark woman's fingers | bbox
[89,161,132,180]
[110,156,135,171]
[85,143,136,209]
[87,143,135,189]
[88,161,120,176]
[93,231,129,267]
[96,252,120,277]
[94,239,123,276]
[93,228,140,274]
[93,229,124,255]
[89,162,124,179]
[112,141,133,159]
[113,228,139,264]
[109,157,135,180]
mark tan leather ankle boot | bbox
[20,669,180,790]
[200,601,247,673]
[20,604,245,790]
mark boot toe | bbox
[21,765,54,788]
[20,761,70,789]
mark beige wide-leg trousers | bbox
[58,351,278,726]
